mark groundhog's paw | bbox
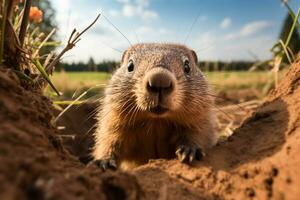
[175,145,204,163]
[87,158,117,170]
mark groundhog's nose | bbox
[146,71,174,95]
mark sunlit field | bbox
[48,70,285,101]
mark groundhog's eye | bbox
[127,59,134,72]
[184,60,190,74]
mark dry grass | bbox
[47,70,286,100]
[46,71,110,100]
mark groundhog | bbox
[92,43,218,170]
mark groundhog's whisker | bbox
[178,89,238,121]
[118,101,137,120]
[85,106,100,122]
[131,105,140,127]
[126,102,140,126]
[101,14,133,47]
[183,12,202,45]
[99,41,123,54]
[195,44,216,54]
[86,123,98,135]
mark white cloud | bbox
[136,26,153,34]
[108,10,120,17]
[191,25,276,61]
[136,26,169,35]
[122,4,136,17]
[136,0,150,7]
[197,32,217,46]
[52,0,70,11]
[240,21,272,36]
[142,10,158,20]
[220,17,231,29]
[224,20,272,40]
[158,28,169,34]
[116,0,130,3]
[117,0,158,21]
[51,0,70,23]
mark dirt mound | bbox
[0,55,300,200]
[0,69,142,200]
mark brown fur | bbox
[92,43,218,169]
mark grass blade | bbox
[53,84,103,124]
[53,91,87,123]
[285,8,300,46]
[33,59,60,96]
[279,40,293,64]
[284,3,300,29]
[53,100,84,105]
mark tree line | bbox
[56,58,118,72]
[56,58,258,72]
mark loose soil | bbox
[0,55,300,200]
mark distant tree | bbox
[279,13,300,62]
[87,57,96,71]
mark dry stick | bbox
[0,0,15,65]
[6,0,15,20]
[45,14,100,73]
[19,0,31,47]
[0,1,8,65]
[15,0,31,70]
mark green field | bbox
[47,71,284,100]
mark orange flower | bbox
[29,7,43,23]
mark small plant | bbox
[270,1,300,87]
[0,0,99,96]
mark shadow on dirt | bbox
[55,102,99,164]
[204,98,289,170]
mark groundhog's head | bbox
[107,43,212,122]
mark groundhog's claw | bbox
[175,145,204,163]
[87,158,117,170]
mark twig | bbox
[19,0,31,47]
[0,0,8,65]
[45,14,100,73]
[6,0,15,20]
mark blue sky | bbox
[50,0,299,62]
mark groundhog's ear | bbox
[121,50,128,64]
[191,50,198,64]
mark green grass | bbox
[47,71,285,101]
[61,72,112,82]
[205,71,279,91]
[46,71,111,100]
